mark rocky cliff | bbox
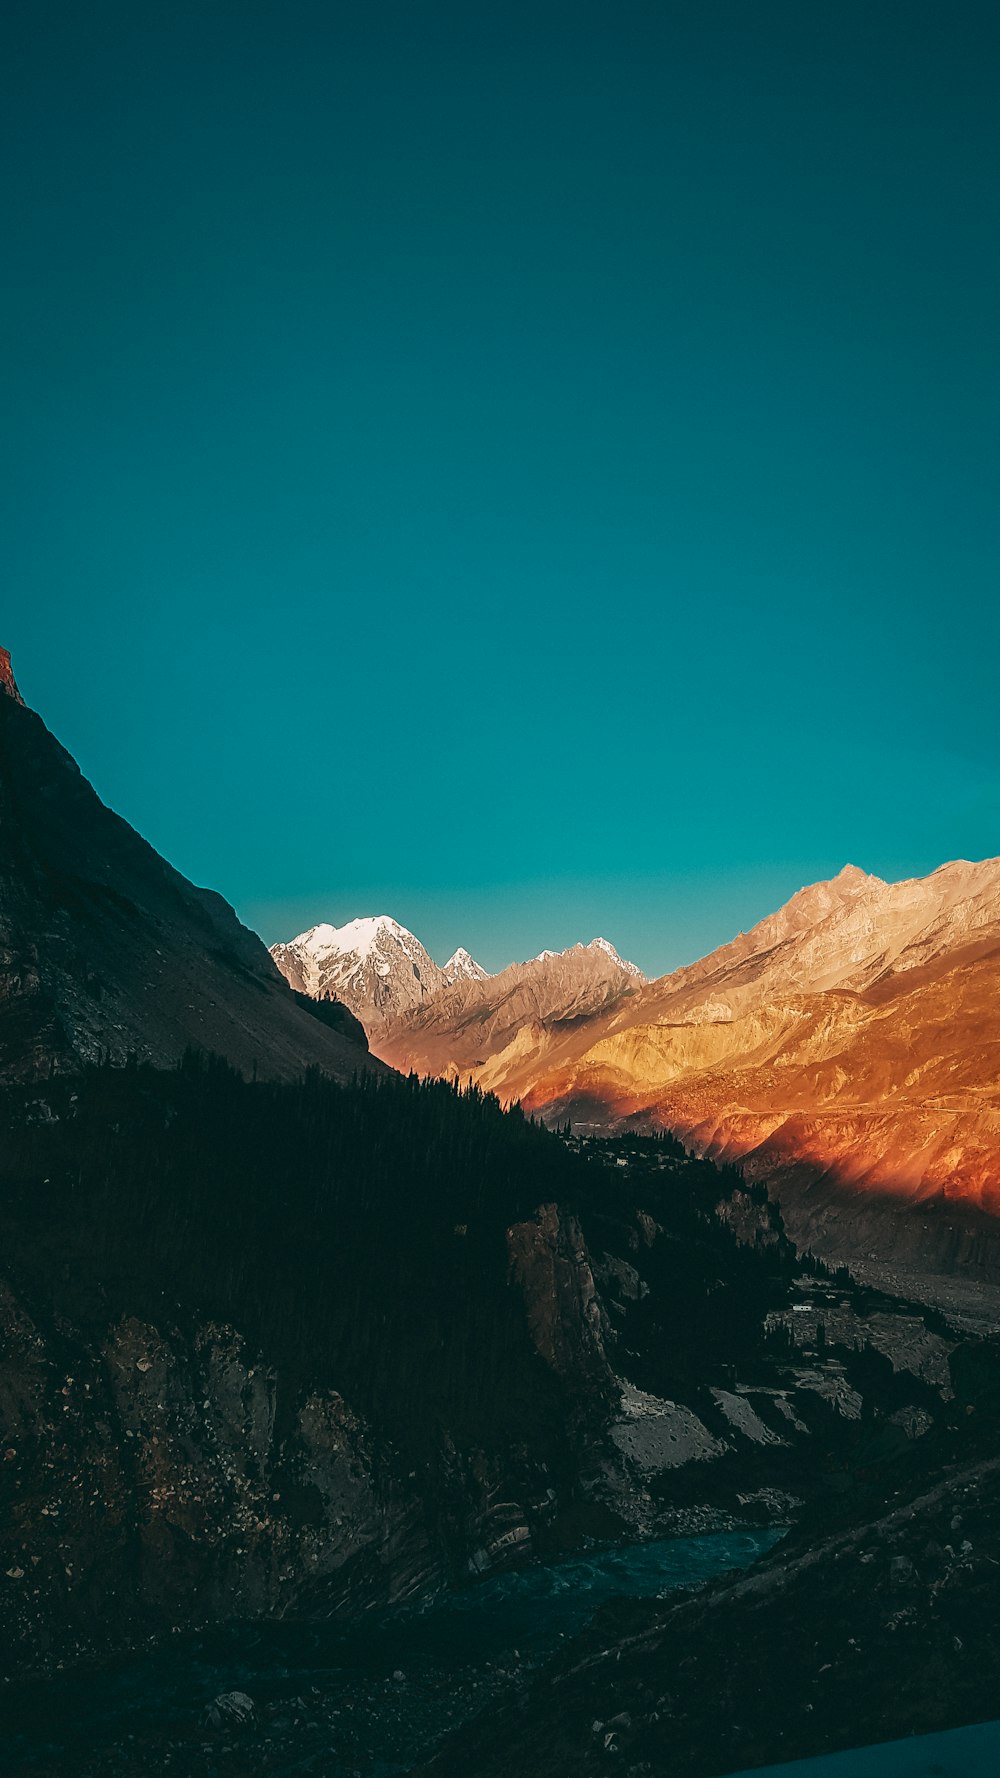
[0,1064,950,1683]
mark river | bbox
[3,1528,781,1774]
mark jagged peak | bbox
[529,938,643,978]
[586,937,644,977]
[280,915,417,961]
[443,946,490,983]
[810,863,881,893]
[0,646,24,705]
[785,864,882,912]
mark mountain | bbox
[375,937,646,1077]
[270,914,455,1034]
[270,918,641,1053]
[0,1077,964,1700]
[372,861,1000,1304]
[443,946,490,984]
[0,653,374,1083]
[4,651,996,1774]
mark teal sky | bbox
[4,1,999,976]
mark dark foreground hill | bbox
[425,1418,1000,1778]
[0,1058,969,1705]
[0,659,371,1082]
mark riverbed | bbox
[2,1528,782,1775]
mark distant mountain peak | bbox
[272,919,645,1045]
[295,915,413,965]
[443,947,490,985]
[0,647,24,705]
[586,937,644,977]
[533,938,643,977]
[271,916,449,1031]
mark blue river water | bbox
[730,1718,1000,1778]
[3,1528,781,1773]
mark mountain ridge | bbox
[270,919,644,1051]
[0,656,376,1084]
[284,856,1000,1296]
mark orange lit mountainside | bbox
[352,862,1000,1304]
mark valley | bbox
[2,654,1000,1778]
[6,0,998,1771]
[4,1527,781,1776]
[271,862,1000,1305]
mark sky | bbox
[3,1,999,976]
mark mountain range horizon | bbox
[269,840,1000,1319]
[5,638,999,1322]
[268,852,1000,997]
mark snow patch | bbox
[291,916,416,965]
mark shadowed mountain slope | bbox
[0,662,374,1083]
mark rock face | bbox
[270,918,642,1056]
[443,946,490,985]
[0,653,374,1083]
[382,861,1000,1295]
[271,916,454,1036]
[376,938,645,1077]
[0,646,24,705]
[204,1692,258,1732]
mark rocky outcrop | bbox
[507,1205,612,1388]
[0,660,375,1083]
[0,1293,404,1673]
[0,645,24,704]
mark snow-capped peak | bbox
[294,915,415,964]
[443,947,490,985]
[271,915,437,1003]
[270,916,644,1027]
[587,937,644,977]
[529,938,643,977]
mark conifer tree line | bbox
[0,1053,804,1469]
